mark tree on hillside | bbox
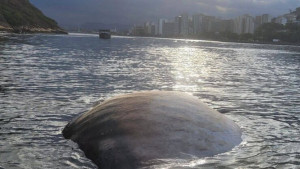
[254,23,284,42]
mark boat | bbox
[99,29,111,39]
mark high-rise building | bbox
[162,21,175,37]
[234,15,255,34]
[234,16,243,34]
[255,15,262,29]
[131,25,146,36]
[255,14,272,29]
[202,15,215,32]
[174,16,182,36]
[221,19,234,32]
[188,18,193,35]
[158,19,167,36]
[262,14,272,24]
[210,18,223,32]
[193,14,231,34]
[274,16,288,25]
[284,14,297,23]
[150,23,156,35]
[244,15,255,34]
[296,7,300,21]
[192,14,204,34]
[155,23,159,35]
[180,13,189,36]
[144,22,152,35]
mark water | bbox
[0,33,299,169]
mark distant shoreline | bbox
[70,31,300,46]
[2,31,300,47]
[122,35,300,47]
[0,27,67,34]
[98,32,300,47]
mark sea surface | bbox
[0,33,299,169]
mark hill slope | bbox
[0,0,66,33]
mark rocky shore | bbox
[0,25,67,34]
[0,0,67,34]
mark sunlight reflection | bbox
[166,46,218,93]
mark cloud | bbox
[30,0,300,26]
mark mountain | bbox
[0,0,66,33]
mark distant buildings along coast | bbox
[130,7,300,38]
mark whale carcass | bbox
[62,91,242,168]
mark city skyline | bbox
[130,8,299,37]
[30,0,300,28]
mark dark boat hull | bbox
[99,32,111,39]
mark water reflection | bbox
[0,33,299,168]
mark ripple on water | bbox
[0,34,299,168]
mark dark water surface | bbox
[0,33,299,169]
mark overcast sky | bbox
[30,0,300,26]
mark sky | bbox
[30,0,300,27]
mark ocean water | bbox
[0,33,299,169]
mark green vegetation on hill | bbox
[190,23,300,44]
[0,0,66,33]
[254,23,300,43]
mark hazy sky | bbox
[30,0,300,26]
